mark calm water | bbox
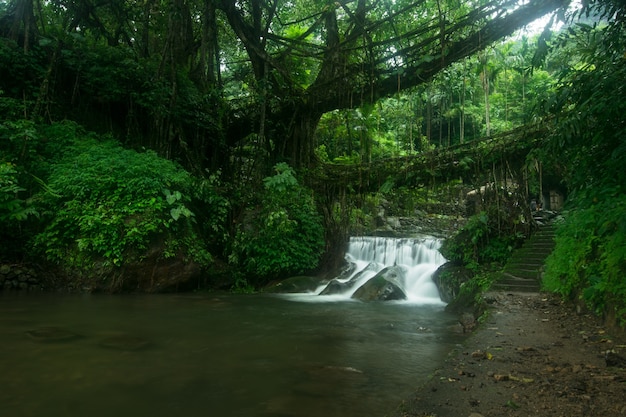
[0,292,463,417]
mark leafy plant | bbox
[441,210,520,270]
[0,162,38,223]
[230,163,325,285]
[33,137,215,270]
[440,211,489,269]
[543,195,626,323]
[539,6,626,324]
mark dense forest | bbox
[0,1,624,324]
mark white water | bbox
[313,236,447,304]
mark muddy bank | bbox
[390,292,626,417]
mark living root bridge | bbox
[314,124,548,192]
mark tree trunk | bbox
[482,57,491,138]
[276,104,323,167]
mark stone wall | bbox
[0,264,44,291]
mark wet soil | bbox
[391,292,626,417]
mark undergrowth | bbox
[544,194,626,324]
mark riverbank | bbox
[390,291,626,417]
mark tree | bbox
[0,0,570,171]
[215,0,570,166]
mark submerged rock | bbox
[26,327,82,342]
[99,334,152,351]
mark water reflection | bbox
[0,293,463,417]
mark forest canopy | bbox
[0,0,569,169]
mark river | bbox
[0,292,464,417]
[0,236,464,417]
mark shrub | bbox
[230,163,325,285]
[440,210,521,270]
[33,137,217,270]
[543,194,626,323]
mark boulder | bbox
[351,266,407,301]
[319,262,377,295]
[431,262,474,303]
[319,278,351,295]
[264,276,324,293]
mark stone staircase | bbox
[491,224,556,293]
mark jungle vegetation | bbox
[0,0,624,324]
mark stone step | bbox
[507,255,546,262]
[511,248,550,256]
[502,270,539,280]
[491,282,540,292]
[528,241,555,248]
[505,261,545,268]
[491,284,540,292]
[504,264,542,272]
[493,224,556,293]
[493,272,541,292]
[507,256,547,263]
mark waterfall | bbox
[314,236,447,304]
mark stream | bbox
[0,237,464,417]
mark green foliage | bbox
[540,6,626,324]
[441,212,489,270]
[33,137,215,270]
[445,270,496,314]
[441,211,520,270]
[0,162,38,223]
[230,277,256,294]
[0,119,77,261]
[231,163,325,285]
[544,195,626,323]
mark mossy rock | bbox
[432,262,474,303]
[264,276,324,293]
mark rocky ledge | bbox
[0,264,44,291]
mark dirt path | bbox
[390,292,626,417]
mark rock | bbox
[26,327,82,342]
[0,264,41,290]
[319,278,351,295]
[99,334,152,351]
[471,350,487,359]
[386,216,402,229]
[351,266,407,301]
[432,262,474,303]
[264,276,324,293]
[605,350,626,367]
[320,262,377,295]
[460,312,477,332]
